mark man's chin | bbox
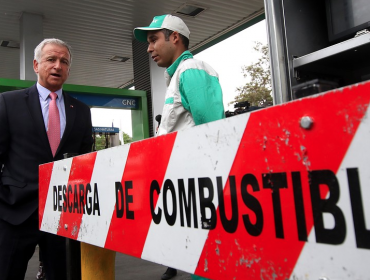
[46,81,64,91]
[156,61,169,68]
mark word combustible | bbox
[52,168,369,250]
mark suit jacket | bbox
[0,84,93,225]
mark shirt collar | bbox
[166,50,193,77]
[37,83,63,100]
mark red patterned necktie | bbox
[47,92,60,157]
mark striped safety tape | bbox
[40,81,370,280]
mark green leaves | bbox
[231,42,272,107]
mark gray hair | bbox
[34,38,72,65]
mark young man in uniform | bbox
[134,14,224,280]
[134,14,225,137]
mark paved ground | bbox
[25,246,192,280]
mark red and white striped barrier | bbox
[40,81,370,280]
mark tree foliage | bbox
[122,131,132,144]
[93,131,132,151]
[94,135,108,151]
[231,42,272,107]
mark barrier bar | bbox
[40,81,370,280]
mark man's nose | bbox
[147,44,153,53]
[54,60,62,69]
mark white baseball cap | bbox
[134,14,190,42]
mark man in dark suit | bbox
[0,38,93,280]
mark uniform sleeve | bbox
[179,68,225,125]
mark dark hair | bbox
[161,29,189,49]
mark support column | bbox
[20,12,43,81]
[80,244,115,280]
[263,0,291,104]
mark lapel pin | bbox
[70,105,74,108]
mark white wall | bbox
[149,57,167,134]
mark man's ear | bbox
[171,31,180,44]
[33,59,39,74]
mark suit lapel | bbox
[25,85,51,153]
[57,92,76,154]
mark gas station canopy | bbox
[0,0,264,89]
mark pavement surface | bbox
[25,245,193,280]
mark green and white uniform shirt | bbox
[157,50,225,135]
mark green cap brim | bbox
[134,27,163,42]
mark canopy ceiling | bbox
[0,0,264,88]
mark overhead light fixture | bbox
[175,3,207,17]
[0,40,20,48]
[110,55,130,62]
